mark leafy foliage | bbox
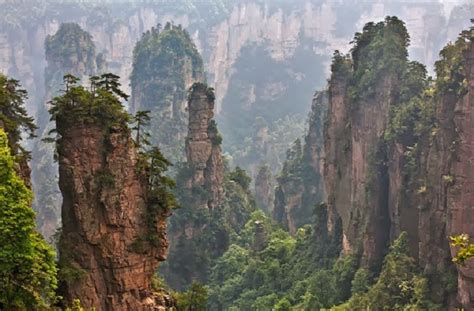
[206,204,346,310]
[0,129,57,309]
[340,233,441,311]
[175,282,208,311]
[451,234,474,265]
[142,147,178,243]
[0,74,37,156]
[49,73,130,129]
[434,28,473,96]
[228,166,251,191]
[348,16,410,103]
[162,164,255,290]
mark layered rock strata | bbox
[56,121,170,310]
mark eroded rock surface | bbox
[57,121,170,310]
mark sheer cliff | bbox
[1,1,471,234]
[416,28,474,309]
[322,20,474,308]
[51,74,174,310]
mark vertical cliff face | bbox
[32,23,103,239]
[323,20,474,307]
[273,91,327,234]
[185,82,224,209]
[416,32,474,308]
[130,24,204,161]
[53,77,173,310]
[323,18,416,267]
[449,39,474,307]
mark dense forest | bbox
[1,0,474,310]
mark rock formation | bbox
[32,23,104,239]
[322,19,474,307]
[185,82,224,209]
[417,31,474,308]
[53,77,172,310]
[163,82,254,290]
[130,23,204,161]
[273,91,328,234]
[1,1,471,234]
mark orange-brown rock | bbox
[57,121,170,310]
[185,82,224,209]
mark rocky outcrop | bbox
[56,109,171,310]
[130,24,204,161]
[322,17,415,267]
[273,91,327,234]
[185,82,224,209]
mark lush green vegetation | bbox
[206,206,343,310]
[0,129,58,309]
[205,207,440,310]
[335,233,440,310]
[48,73,130,130]
[162,163,255,290]
[0,75,37,158]
[451,234,474,265]
[131,23,204,161]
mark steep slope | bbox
[32,23,103,239]
[51,75,174,310]
[184,82,224,209]
[130,23,204,161]
[324,17,421,267]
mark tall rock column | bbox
[185,82,224,209]
[54,78,172,310]
[130,23,204,161]
[449,38,474,308]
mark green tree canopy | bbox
[0,74,37,156]
[0,128,57,309]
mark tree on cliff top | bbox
[0,129,57,309]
